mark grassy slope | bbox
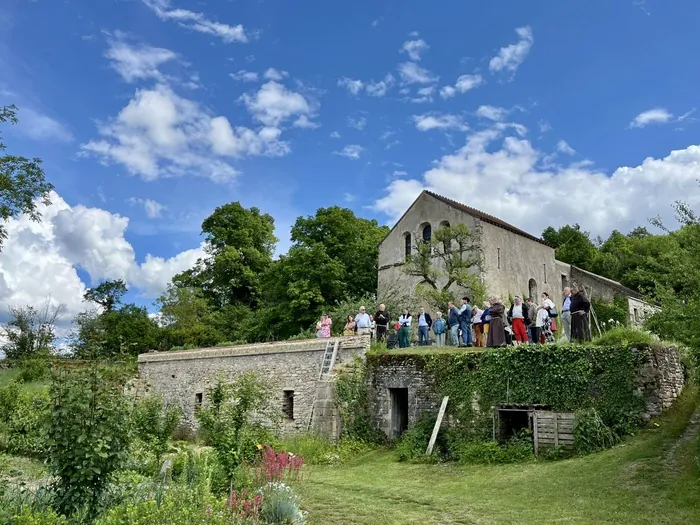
[0,368,47,392]
[295,389,700,525]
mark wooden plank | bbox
[533,410,539,456]
[535,413,575,420]
[426,396,449,455]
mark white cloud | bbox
[556,139,576,155]
[292,115,319,129]
[371,17,383,27]
[629,108,673,128]
[263,68,288,81]
[401,39,429,61]
[439,86,456,99]
[439,74,483,98]
[372,123,700,243]
[128,197,166,218]
[0,192,204,327]
[230,70,259,82]
[333,144,364,159]
[398,62,438,84]
[105,35,177,83]
[409,86,435,104]
[412,113,468,132]
[476,105,508,121]
[13,107,72,142]
[142,0,248,43]
[81,83,291,182]
[338,77,364,95]
[366,74,395,97]
[393,170,408,177]
[241,81,314,127]
[343,193,356,203]
[489,26,534,75]
[330,131,341,139]
[379,131,395,141]
[347,116,367,130]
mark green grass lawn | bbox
[295,389,700,525]
[0,367,47,392]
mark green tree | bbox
[156,285,222,349]
[542,224,598,270]
[0,105,54,249]
[1,299,65,360]
[176,202,277,309]
[403,223,485,310]
[71,304,160,359]
[83,279,128,312]
[131,395,182,466]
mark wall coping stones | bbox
[137,335,371,364]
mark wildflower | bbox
[257,443,263,450]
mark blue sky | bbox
[1,0,699,320]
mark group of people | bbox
[313,285,592,348]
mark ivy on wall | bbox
[366,343,651,440]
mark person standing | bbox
[507,296,530,344]
[374,304,390,342]
[561,287,572,342]
[447,301,460,346]
[486,297,507,347]
[534,301,549,344]
[343,315,356,336]
[570,286,592,343]
[355,306,372,335]
[481,301,491,342]
[432,312,447,346]
[459,296,473,347]
[471,303,484,347]
[526,297,538,344]
[398,309,413,348]
[417,307,433,346]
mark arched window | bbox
[404,233,412,260]
[422,224,432,242]
[528,279,538,301]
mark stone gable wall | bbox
[137,335,370,433]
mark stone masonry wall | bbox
[368,345,686,438]
[368,358,442,439]
[137,335,370,434]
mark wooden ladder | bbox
[318,339,340,379]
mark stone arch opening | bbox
[404,232,412,260]
[421,223,432,243]
[528,279,538,301]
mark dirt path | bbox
[665,404,700,469]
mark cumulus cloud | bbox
[338,74,395,97]
[401,39,429,61]
[128,197,166,218]
[333,144,364,159]
[81,84,243,182]
[105,35,177,83]
[372,123,700,241]
[489,26,533,75]
[476,105,508,121]
[230,70,259,82]
[398,62,438,84]
[439,74,483,98]
[629,108,673,128]
[208,116,290,157]
[263,68,287,81]
[240,81,315,127]
[0,192,204,325]
[142,0,248,43]
[412,113,468,132]
[330,131,341,139]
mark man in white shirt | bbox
[561,287,572,342]
[355,306,372,335]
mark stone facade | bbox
[379,191,655,324]
[137,335,370,434]
[368,345,686,438]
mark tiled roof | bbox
[425,191,552,247]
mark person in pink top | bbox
[319,314,332,338]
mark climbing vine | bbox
[366,343,652,444]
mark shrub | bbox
[455,433,533,464]
[276,434,375,465]
[334,359,385,444]
[0,506,67,525]
[592,326,655,347]
[48,365,131,518]
[395,416,444,462]
[16,358,51,384]
[131,396,182,466]
[574,408,620,454]
[0,382,50,457]
[196,373,278,490]
[259,482,307,525]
